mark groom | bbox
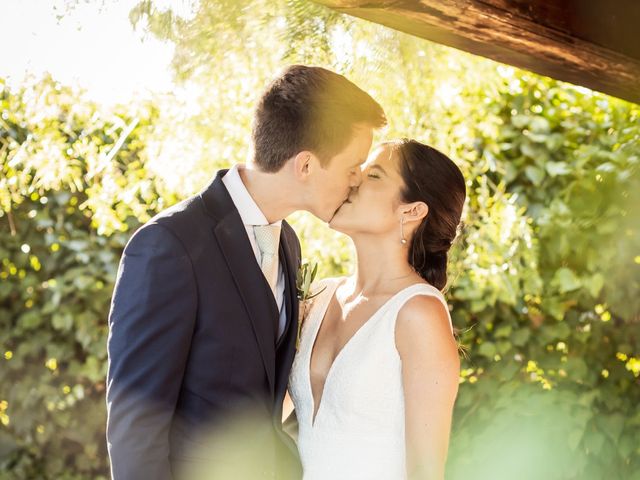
[106,65,386,480]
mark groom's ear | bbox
[293,151,313,179]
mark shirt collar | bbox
[222,164,282,227]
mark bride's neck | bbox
[350,236,415,296]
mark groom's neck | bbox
[239,165,296,223]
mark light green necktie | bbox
[253,224,281,297]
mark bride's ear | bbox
[401,202,428,223]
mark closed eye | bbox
[365,164,386,178]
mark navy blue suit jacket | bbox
[106,170,302,479]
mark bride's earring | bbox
[400,217,407,245]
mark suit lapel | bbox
[273,224,301,410]
[202,171,277,396]
[276,225,298,351]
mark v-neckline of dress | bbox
[307,278,429,428]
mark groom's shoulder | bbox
[151,194,203,231]
[150,193,202,225]
[125,193,207,253]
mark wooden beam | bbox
[314,0,640,104]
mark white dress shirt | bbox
[222,164,287,340]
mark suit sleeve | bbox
[106,222,197,480]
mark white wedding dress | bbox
[289,277,454,480]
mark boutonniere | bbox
[296,261,326,350]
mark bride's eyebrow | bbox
[369,164,387,175]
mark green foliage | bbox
[0,75,159,478]
[1,1,639,478]
[447,75,640,480]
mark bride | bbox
[287,139,465,479]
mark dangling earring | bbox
[400,217,407,245]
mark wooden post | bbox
[314,0,640,104]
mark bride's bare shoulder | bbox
[395,292,457,360]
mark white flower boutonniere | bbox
[296,261,326,350]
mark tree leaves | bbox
[553,267,582,293]
[1,75,148,478]
[1,1,639,478]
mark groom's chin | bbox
[324,205,342,224]
[327,211,345,231]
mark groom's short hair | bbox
[252,65,386,173]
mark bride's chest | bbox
[293,311,404,414]
[310,307,374,377]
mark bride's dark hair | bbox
[391,139,466,290]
